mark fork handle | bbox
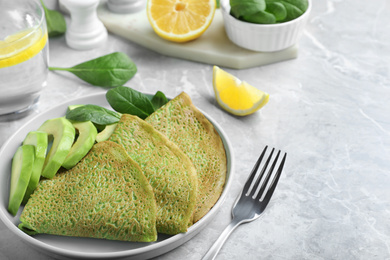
[202,218,241,260]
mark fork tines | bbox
[201,145,287,260]
[244,146,287,202]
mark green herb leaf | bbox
[150,91,168,110]
[106,86,156,119]
[40,0,66,37]
[242,10,276,24]
[230,0,308,24]
[66,104,121,125]
[275,0,308,14]
[230,0,266,19]
[265,2,287,21]
[49,52,137,87]
[275,0,307,22]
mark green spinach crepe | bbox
[109,114,198,235]
[146,92,227,222]
[19,141,157,242]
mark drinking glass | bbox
[0,0,49,117]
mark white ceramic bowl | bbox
[0,92,234,259]
[220,0,312,52]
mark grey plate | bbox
[0,92,234,260]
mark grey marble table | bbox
[1,0,390,259]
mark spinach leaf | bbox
[40,0,66,37]
[276,0,308,14]
[106,86,156,119]
[243,10,276,24]
[150,91,168,110]
[266,2,287,21]
[230,0,266,19]
[65,88,168,124]
[49,52,137,87]
[230,0,308,24]
[276,0,307,22]
[66,104,121,125]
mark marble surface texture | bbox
[1,0,390,259]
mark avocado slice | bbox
[67,104,83,111]
[62,120,97,169]
[96,123,117,143]
[21,131,48,204]
[38,117,76,179]
[8,145,35,216]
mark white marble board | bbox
[97,4,298,69]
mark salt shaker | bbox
[107,0,146,14]
[60,0,107,50]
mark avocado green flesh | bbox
[38,117,76,179]
[21,131,48,204]
[62,121,97,169]
[8,145,35,216]
[96,123,117,143]
[67,105,83,111]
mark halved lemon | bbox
[212,66,269,116]
[147,0,216,43]
[0,27,48,68]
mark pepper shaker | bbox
[60,0,107,50]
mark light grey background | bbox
[1,0,390,259]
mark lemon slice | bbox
[0,27,48,68]
[212,66,269,116]
[147,0,216,43]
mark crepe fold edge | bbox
[146,92,227,223]
[109,114,198,235]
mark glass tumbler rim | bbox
[0,0,46,49]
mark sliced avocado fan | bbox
[8,145,35,216]
[21,131,48,204]
[38,117,76,178]
[62,120,97,169]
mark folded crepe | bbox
[109,114,198,235]
[146,92,227,222]
[19,141,157,242]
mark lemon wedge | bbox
[0,27,48,68]
[212,66,269,116]
[147,0,216,43]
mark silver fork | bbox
[202,146,287,260]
